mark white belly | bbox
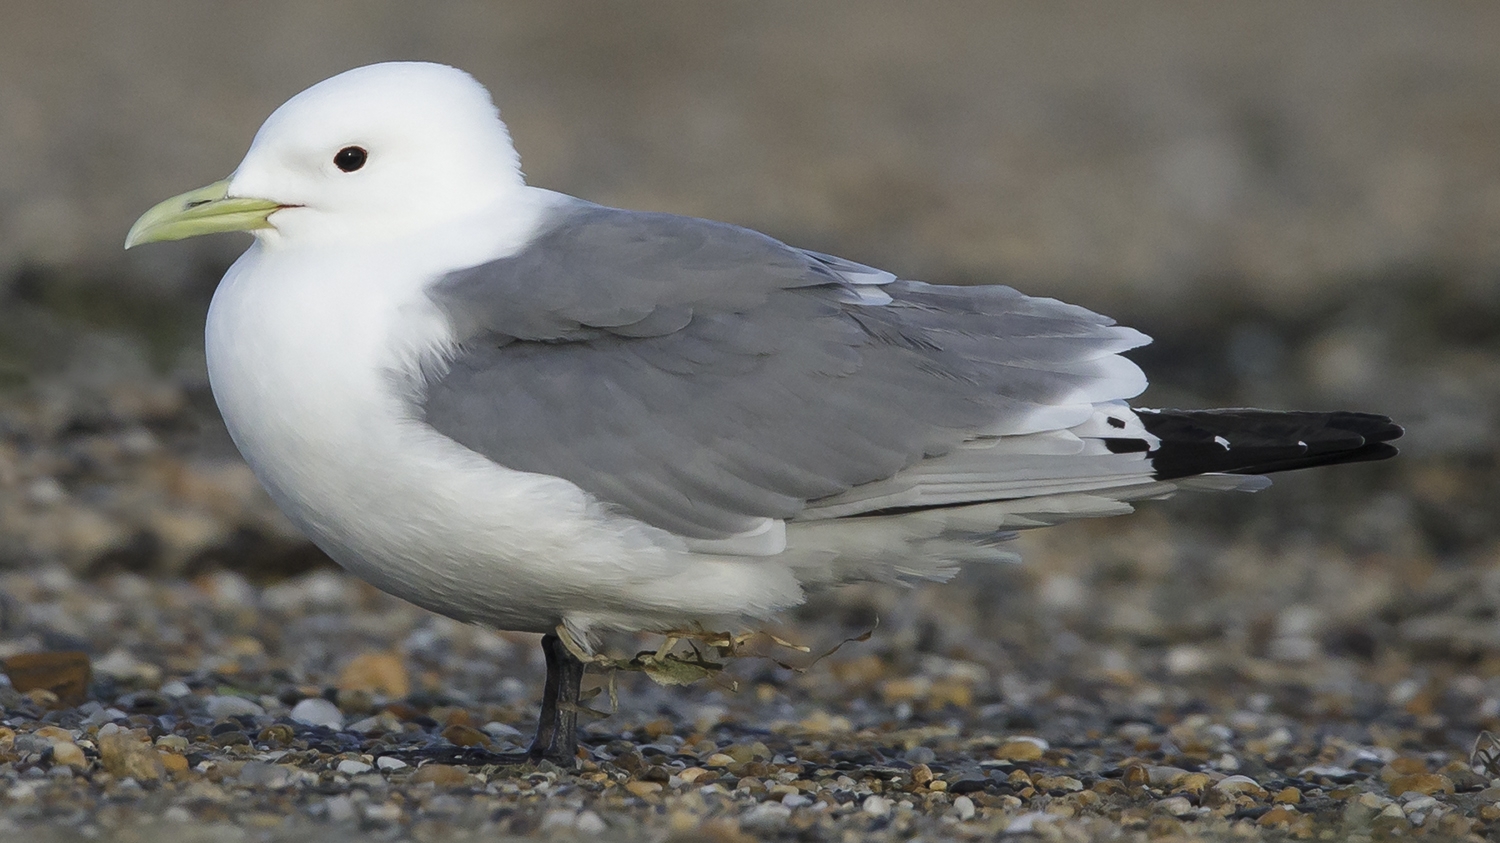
[205,240,802,634]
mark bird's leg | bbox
[526,631,585,764]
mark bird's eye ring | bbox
[334,146,368,172]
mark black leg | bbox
[527,632,585,765]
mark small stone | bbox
[2,652,91,705]
[376,756,407,771]
[1148,765,1190,786]
[289,698,344,729]
[904,746,937,765]
[1159,796,1194,817]
[325,795,356,822]
[98,731,166,782]
[575,811,606,834]
[704,753,736,767]
[409,763,470,787]
[336,651,411,698]
[336,759,373,775]
[994,738,1046,762]
[1273,786,1302,804]
[910,763,933,786]
[239,761,294,788]
[159,753,189,774]
[50,741,86,769]
[862,795,891,817]
[1402,795,1438,814]
[440,724,491,747]
[1004,812,1054,835]
[481,721,523,739]
[1034,775,1083,793]
[1388,773,1455,797]
[1479,804,1500,821]
[204,695,265,719]
[625,780,662,798]
[741,802,792,831]
[1258,806,1297,827]
[1215,775,1269,799]
[160,680,192,698]
[1174,773,1212,794]
[953,795,976,820]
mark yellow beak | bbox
[124,179,285,249]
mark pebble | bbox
[1158,796,1194,816]
[862,795,891,817]
[994,737,1047,761]
[1,651,91,704]
[1388,773,1454,796]
[952,795,976,820]
[375,756,407,771]
[335,759,372,775]
[238,761,294,788]
[336,651,410,697]
[289,697,344,729]
[203,695,265,719]
[409,764,469,787]
[98,731,165,782]
[575,810,607,835]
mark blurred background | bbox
[2,1,1499,713]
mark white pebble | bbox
[375,756,407,771]
[204,695,265,719]
[290,697,344,729]
[781,793,812,808]
[575,810,607,835]
[336,759,373,775]
[1003,812,1054,834]
[861,795,890,817]
[952,795,976,820]
[1159,796,1194,817]
[324,796,355,822]
[160,681,192,698]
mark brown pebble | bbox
[98,730,166,782]
[258,724,295,745]
[50,741,87,769]
[1122,764,1149,787]
[1273,786,1301,804]
[1174,773,1212,795]
[1257,806,1296,827]
[159,752,189,774]
[1387,773,1454,797]
[993,740,1044,762]
[409,763,470,787]
[336,651,410,698]
[1386,757,1427,776]
[2,652,91,705]
[440,724,491,748]
[625,780,663,797]
[910,763,933,787]
[1479,804,1500,821]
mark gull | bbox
[126,62,1400,764]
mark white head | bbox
[126,62,527,250]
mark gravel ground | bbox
[2,553,1500,843]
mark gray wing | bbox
[422,200,1148,540]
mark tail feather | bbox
[1122,409,1402,480]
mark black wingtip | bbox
[1133,408,1402,480]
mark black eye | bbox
[334,146,368,172]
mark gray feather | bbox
[422,199,1149,539]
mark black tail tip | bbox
[1132,408,1402,480]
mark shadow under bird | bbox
[126,62,1401,765]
